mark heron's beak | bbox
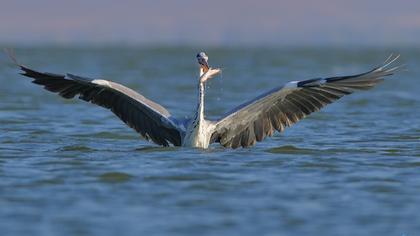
[200,61,209,74]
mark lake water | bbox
[0,47,419,236]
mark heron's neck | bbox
[194,69,206,125]
[195,81,205,123]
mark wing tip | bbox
[4,48,18,65]
[4,48,38,78]
[375,53,404,75]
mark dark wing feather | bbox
[210,55,401,148]
[18,65,183,146]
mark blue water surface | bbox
[0,47,419,236]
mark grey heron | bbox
[11,51,400,149]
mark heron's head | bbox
[196,52,209,73]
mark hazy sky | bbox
[1,0,419,46]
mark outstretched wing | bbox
[16,63,183,146]
[210,55,401,148]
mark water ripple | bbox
[98,172,133,183]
